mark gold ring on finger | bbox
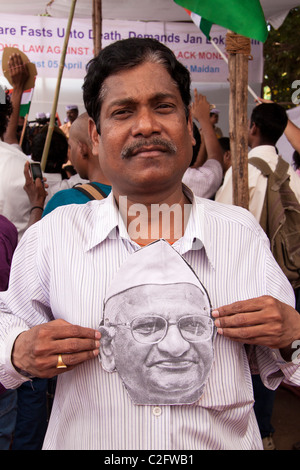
[56,354,67,369]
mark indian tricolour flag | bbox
[8,87,34,117]
[174,0,268,42]
[19,88,34,117]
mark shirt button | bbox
[152,406,162,417]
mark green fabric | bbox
[174,0,268,42]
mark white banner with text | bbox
[0,14,263,83]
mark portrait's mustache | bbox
[121,137,177,159]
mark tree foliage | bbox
[263,7,300,108]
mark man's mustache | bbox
[121,137,177,159]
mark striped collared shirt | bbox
[0,188,298,450]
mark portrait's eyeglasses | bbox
[103,314,215,344]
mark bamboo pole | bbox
[226,32,251,209]
[93,0,102,56]
[40,0,77,172]
[19,113,28,147]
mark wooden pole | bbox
[19,113,28,147]
[210,40,259,101]
[40,0,77,172]
[226,32,251,209]
[93,0,102,56]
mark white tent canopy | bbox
[0,0,299,136]
[0,0,298,26]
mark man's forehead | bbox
[100,62,181,104]
[105,283,211,321]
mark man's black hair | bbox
[31,125,68,174]
[82,37,191,134]
[250,103,288,145]
[218,137,230,153]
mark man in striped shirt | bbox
[0,38,299,450]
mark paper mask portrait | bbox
[99,239,215,405]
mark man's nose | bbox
[157,324,190,357]
[131,107,161,137]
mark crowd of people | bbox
[0,38,299,451]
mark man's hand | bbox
[12,319,101,378]
[8,53,29,92]
[3,53,29,144]
[212,296,300,357]
[191,89,211,125]
[23,161,48,207]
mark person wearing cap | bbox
[99,240,215,406]
[0,38,299,451]
[60,105,79,139]
[209,106,223,139]
[0,52,32,240]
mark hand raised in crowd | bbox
[191,89,211,125]
[3,53,30,144]
[190,89,224,169]
[8,52,29,92]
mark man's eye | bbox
[112,109,132,117]
[133,321,157,335]
[156,103,174,112]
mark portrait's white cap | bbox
[104,239,210,304]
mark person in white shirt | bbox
[0,53,32,240]
[0,38,299,451]
[215,103,300,219]
[182,90,224,199]
[215,101,300,450]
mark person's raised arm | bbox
[191,90,224,170]
[3,53,29,145]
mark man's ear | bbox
[249,122,258,136]
[188,107,196,146]
[88,118,100,158]
[78,142,89,159]
[99,326,116,373]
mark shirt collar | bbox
[173,185,215,269]
[85,186,215,268]
[248,145,277,162]
[84,192,129,252]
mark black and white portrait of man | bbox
[99,240,216,405]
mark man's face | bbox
[210,113,219,125]
[67,109,78,124]
[90,61,194,200]
[103,284,214,405]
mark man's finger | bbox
[49,321,101,341]
[50,336,100,355]
[214,311,265,329]
[212,295,273,318]
[53,349,99,371]
[217,323,284,348]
